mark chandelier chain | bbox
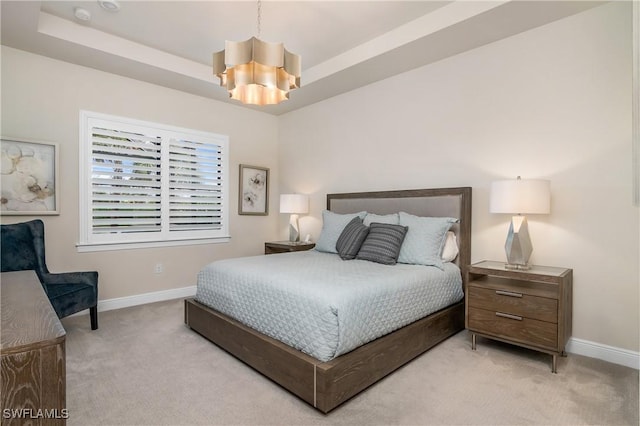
[257,0,261,38]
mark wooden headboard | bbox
[327,187,472,286]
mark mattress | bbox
[195,250,463,362]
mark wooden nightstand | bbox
[466,260,572,373]
[264,241,315,255]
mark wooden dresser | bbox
[1,271,67,425]
[466,261,572,373]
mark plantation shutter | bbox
[168,138,224,231]
[80,111,230,250]
[91,127,163,235]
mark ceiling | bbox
[1,1,604,115]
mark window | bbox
[78,111,229,251]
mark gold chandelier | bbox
[212,1,301,106]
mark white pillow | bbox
[363,213,399,226]
[441,231,459,262]
[315,210,367,254]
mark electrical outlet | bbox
[154,263,163,274]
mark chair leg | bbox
[90,306,98,330]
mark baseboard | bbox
[100,285,197,312]
[567,337,639,370]
[74,288,639,371]
[71,285,197,316]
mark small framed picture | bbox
[1,138,59,215]
[238,164,269,215]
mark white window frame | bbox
[78,110,230,252]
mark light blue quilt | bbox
[195,250,463,362]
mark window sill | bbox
[76,236,231,252]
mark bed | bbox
[184,187,472,413]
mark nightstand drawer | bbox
[468,286,558,323]
[468,307,557,350]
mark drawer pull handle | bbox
[496,312,523,321]
[496,290,523,298]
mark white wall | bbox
[278,2,639,353]
[1,2,637,358]
[1,46,280,300]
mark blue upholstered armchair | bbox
[1,219,98,329]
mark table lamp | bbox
[490,177,550,270]
[280,194,309,243]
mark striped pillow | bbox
[336,217,369,260]
[356,223,408,265]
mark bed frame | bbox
[185,187,472,413]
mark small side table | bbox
[466,260,573,373]
[264,241,315,255]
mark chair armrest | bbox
[41,271,98,288]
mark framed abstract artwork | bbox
[0,138,59,215]
[238,164,269,215]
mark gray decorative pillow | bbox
[315,210,367,254]
[356,222,408,265]
[336,217,369,260]
[397,212,458,269]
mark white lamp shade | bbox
[490,179,551,214]
[279,194,309,214]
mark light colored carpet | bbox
[62,299,639,426]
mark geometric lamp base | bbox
[504,215,533,270]
[288,214,300,243]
